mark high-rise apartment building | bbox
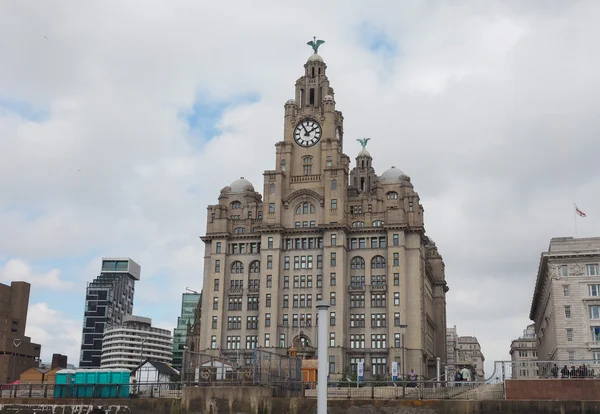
[79,258,141,368]
[198,44,449,379]
[0,281,41,383]
[100,315,172,370]
[509,324,538,379]
[530,237,600,362]
[172,292,202,369]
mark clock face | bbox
[294,120,322,147]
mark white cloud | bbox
[26,303,82,365]
[0,259,73,290]
[1,0,600,377]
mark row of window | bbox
[349,293,401,308]
[558,264,600,277]
[563,283,600,297]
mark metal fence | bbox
[0,382,182,399]
[302,380,505,400]
[486,359,600,382]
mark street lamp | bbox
[11,339,22,383]
[398,324,408,398]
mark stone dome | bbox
[307,53,324,62]
[229,177,254,193]
[323,95,334,102]
[380,166,407,183]
[357,148,371,157]
[285,99,297,106]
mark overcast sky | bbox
[1,1,599,376]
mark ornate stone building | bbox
[198,43,449,379]
[530,237,600,363]
[509,324,538,379]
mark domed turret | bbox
[229,177,254,193]
[307,53,324,63]
[380,166,407,184]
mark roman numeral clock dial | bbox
[294,120,322,147]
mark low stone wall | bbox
[506,379,600,401]
[0,398,180,414]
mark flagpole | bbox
[574,203,578,237]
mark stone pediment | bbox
[283,189,324,208]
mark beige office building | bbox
[509,324,538,379]
[530,237,600,363]
[198,46,449,379]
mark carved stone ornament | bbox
[547,264,558,278]
[569,263,585,276]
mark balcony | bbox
[370,283,387,292]
[348,285,366,292]
[291,174,321,183]
[587,341,600,349]
[247,287,260,294]
[229,288,243,295]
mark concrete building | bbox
[197,44,449,380]
[446,326,458,377]
[457,335,485,382]
[172,292,202,370]
[0,281,41,384]
[530,237,600,363]
[51,353,68,370]
[79,258,141,368]
[100,315,173,370]
[510,324,538,379]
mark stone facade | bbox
[509,324,538,379]
[530,237,600,363]
[446,326,485,382]
[198,49,449,380]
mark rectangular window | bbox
[266,275,272,288]
[393,234,399,246]
[331,199,337,210]
[215,260,221,273]
[293,314,299,327]
[329,355,335,374]
[566,328,573,342]
[370,293,386,307]
[330,272,336,286]
[284,256,290,270]
[588,264,600,276]
[317,255,323,269]
[563,285,570,296]
[331,233,336,246]
[293,294,299,308]
[590,306,600,320]
[393,273,400,286]
[307,294,312,308]
[246,316,258,329]
[213,297,219,310]
[294,256,300,270]
[269,203,275,213]
[371,334,387,349]
[330,312,336,326]
[214,279,220,291]
[317,274,323,287]
[247,296,259,310]
[294,275,299,288]
[394,333,401,348]
[268,237,273,249]
[283,295,289,308]
[568,351,575,361]
[329,332,335,347]
[393,252,399,266]
[394,292,400,306]
[264,333,270,347]
[591,326,600,342]
[212,316,218,329]
[307,275,313,288]
[330,252,336,267]
[267,255,273,269]
[590,285,600,296]
[394,312,400,326]
[265,313,271,327]
[371,237,378,249]
[559,265,568,276]
[565,306,571,319]
[330,292,336,306]
[266,294,271,307]
[350,294,365,308]
[279,334,286,348]
[284,275,289,289]
[216,242,222,254]
[380,237,386,248]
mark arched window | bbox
[303,156,313,175]
[257,211,263,220]
[386,192,398,200]
[252,227,258,233]
[233,227,246,234]
[249,261,260,274]
[371,256,386,269]
[352,221,365,228]
[231,201,242,209]
[269,183,275,195]
[351,256,365,270]
[331,179,337,190]
[295,202,316,215]
[372,220,385,227]
[231,261,244,274]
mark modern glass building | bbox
[79,258,141,368]
[172,292,201,370]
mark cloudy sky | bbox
[1,1,599,376]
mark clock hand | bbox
[302,124,310,135]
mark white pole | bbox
[436,357,441,388]
[574,203,578,237]
[316,301,330,414]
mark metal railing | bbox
[302,380,505,400]
[485,359,600,382]
[0,382,183,399]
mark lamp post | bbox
[398,324,408,398]
[316,301,330,414]
[11,339,22,383]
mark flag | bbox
[575,204,587,217]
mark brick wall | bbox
[506,379,600,401]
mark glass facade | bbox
[172,292,201,370]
